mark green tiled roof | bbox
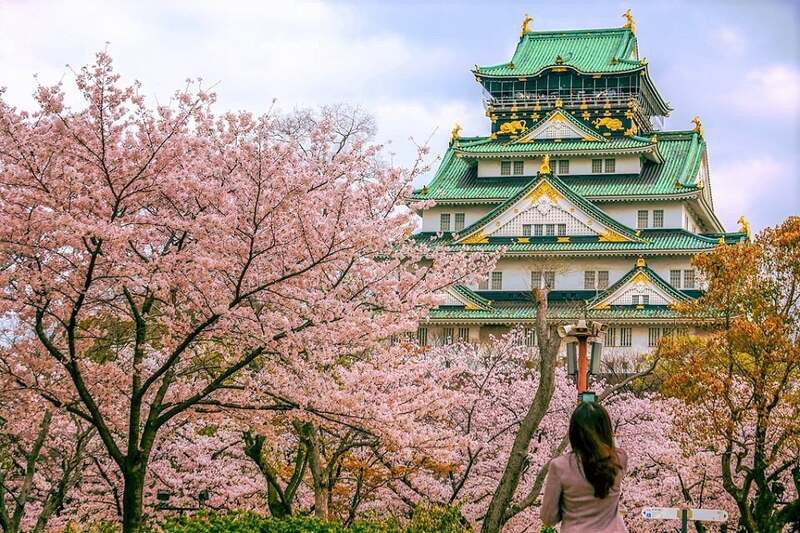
[427,301,686,323]
[589,264,688,308]
[455,136,655,156]
[449,285,492,310]
[456,172,641,243]
[411,131,703,203]
[476,28,640,77]
[701,232,748,244]
[414,229,731,256]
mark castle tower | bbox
[411,14,747,368]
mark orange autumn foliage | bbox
[659,216,800,533]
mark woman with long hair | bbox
[541,401,628,532]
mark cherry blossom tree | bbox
[231,339,467,522]
[383,331,728,532]
[0,379,94,533]
[0,52,492,532]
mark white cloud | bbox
[371,99,486,183]
[708,26,746,56]
[0,0,464,168]
[724,64,800,117]
[710,156,795,232]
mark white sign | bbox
[642,507,728,523]
[688,509,728,522]
[642,507,681,520]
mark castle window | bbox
[491,271,503,290]
[440,213,451,232]
[684,270,696,289]
[670,270,681,288]
[513,161,524,175]
[604,158,616,173]
[653,209,664,228]
[637,210,649,229]
[522,224,532,236]
[534,224,543,236]
[478,274,489,290]
[501,161,511,176]
[648,327,662,347]
[524,327,537,347]
[605,327,616,346]
[442,327,454,345]
[530,270,554,289]
[557,224,566,236]
[545,224,555,236]
[454,212,465,231]
[416,327,428,346]
[585,270,609,289]
[458,327,470,342]
[592,159,603,173]
[620,327,632,347]
[557,159,570,174]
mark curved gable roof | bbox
[455,171,642,244]
[476,27,639,77]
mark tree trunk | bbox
[481,288,559,533]
[313,484,329,520]
[121,459,146,533]
[266,483,292,519]
[243,430,307,518]
[295,421,329,520]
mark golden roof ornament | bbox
[737,215,752,240]
[450,122,462,145]
[691,115,705,138]
[622,9,636,32]
[539,154,551,174]
[521,14,533,36]
[636,256,646,268]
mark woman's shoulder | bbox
[550,451,577,471]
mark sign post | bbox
[642,507,728,532]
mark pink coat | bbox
[540,449,628,532]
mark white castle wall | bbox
[419,324,692,367]
[599,201,684,228]
[420,198,709,235]
[476,155,641,177]
[421,203,706,234]
[420,206,491,233]
[475,256,695,292]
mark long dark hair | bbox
[568,402,622,499]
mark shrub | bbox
[157,506,471,532]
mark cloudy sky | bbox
[2,0,798,232]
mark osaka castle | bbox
[412,13,749,364]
